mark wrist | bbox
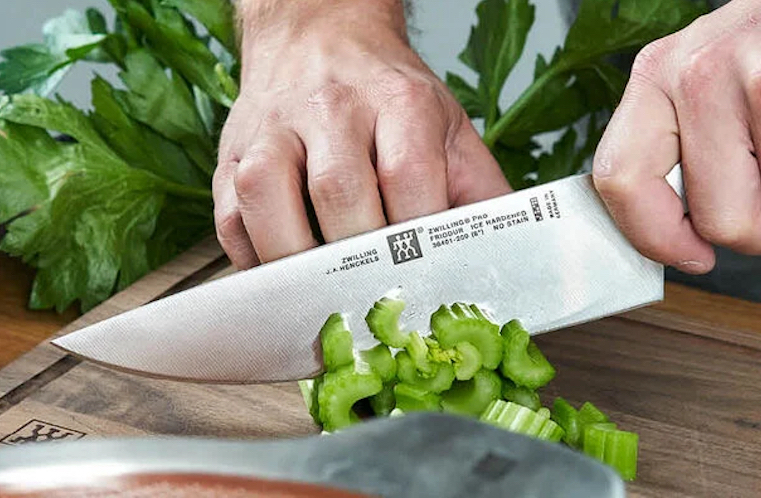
[236,0,410,86]
[237,0,408,44]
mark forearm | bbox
[235,0,409,43]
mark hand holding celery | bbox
[300,298,639,481]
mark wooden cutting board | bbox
[1,236,760,498]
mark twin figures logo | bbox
[387,229,423,264]
[1,419,86,446]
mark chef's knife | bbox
[0,413,625,498]
[52,166,686,383]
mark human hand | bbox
[214,0,510,269]
[593,0,761,274]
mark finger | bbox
[707,38,761,255]
[374,88,449,223]
[213,158,259,269]
[592,44,715,274]
[447,117,512,207]
[679,73,761,255]
[234,130,320,263]
[301,96,386,242]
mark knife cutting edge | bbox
[51,165,686,384]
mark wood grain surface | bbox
[1,238,760,497]
[0,254,78,369]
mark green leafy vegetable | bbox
[448,0,707,189]
[160,0,237,56]
[119,1,237,107]
[0,95,211,312]
[0,1,229,312]
[0,9,113,96]
[451,0,535,128]
[115,49,215,175]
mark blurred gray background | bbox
[1,0,759,302]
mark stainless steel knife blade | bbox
[52,166,685,384]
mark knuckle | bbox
[214,209,242,246]
[592,159,636,201]
[309,169,370,211]
[693,212,755,251]
[388,75,441,107]
[675,49,716,98]
[746,70,761,102]
[212,158,237,192]
[378,152,440,193]
[233,148,280,198]
[261,107,285,126]
[630,38,670,87]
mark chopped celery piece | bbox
[537,418,565,442]
[365,297,409,348]
[583,425,606,460]
[396,351,455,393]
[500,319,555,389]
[369,383,396,416]
[551,398,614,449]
[441,369,502,417]
[583,425,639,481]
[394,383,442,412]
[536,407,551,419]
[317,364,383,432]
[480,399,565,442]
[579,401,609,424]
[578,401,610,447]
[406,331,434,375]
[320,313,354,372]
[551,397,580,447]
[453,341,482,380]
[358,343,396,382]
[389,408,405,417]
[425,336,457,363]
[502,379,541,411]
[430,303,502,369]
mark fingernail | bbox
[677,260,708,273]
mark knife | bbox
[0,413,625,498]
[52,165,686,384]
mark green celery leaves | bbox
[120,1,238,107]
[0,9,119,96]
[160,0,238,56]
[564,0,708,62]
[451,0,535,127]
[448,0,708,189]
[116,50,215,175]
[0,1,231,313]
[0,97,163,311]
